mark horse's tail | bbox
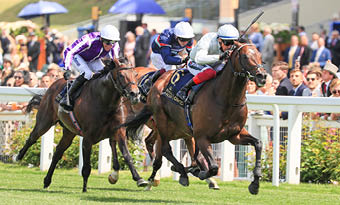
[120,106,153,141]
[26,94,43,113]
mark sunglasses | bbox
[221,40,234,46]
[332,90,340,95]
[102,39,116,45]
[178,37,191,42]
[14,76,23,80]
[306,77,316,82]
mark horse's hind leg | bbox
[116,128,148,187]
[44,128,75,189]
[17,110,56,161]
[196,137,219,180]
[229,128,262,195]
[145,137,163,191]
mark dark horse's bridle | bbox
[109,66,138,99]
[229,43,265,80]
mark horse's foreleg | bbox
[117,131,148,187]
[196,137,219,180]
[161,141,189,186]
[229,128,262,195]
[108,138,119,184]
[145,137,162,191]
[144,130,155,160]
[44,128,75,189]
[81,138,93,192]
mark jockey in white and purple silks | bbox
[59,25,120,111]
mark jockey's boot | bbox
[60,74,87,111]
[141,69,165,92]
[176,79,196,102]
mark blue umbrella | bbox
[108,0,165,15]
[18,1,68,26]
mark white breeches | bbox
[72,54,104,80]
[150,52,178,71]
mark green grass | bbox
[1,162,340,204]
[0,0,117,28]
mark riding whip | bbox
[238,10,264,40]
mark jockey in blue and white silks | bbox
[141,22,195,90]
[60,25,120,111]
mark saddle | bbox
[138,71,156,103]
[55,80,83,104]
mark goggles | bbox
[177,37,191,42]
[221,39,234,46]
[102,38,116,45]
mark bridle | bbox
[228,43,264,80]
[109,66,138,98]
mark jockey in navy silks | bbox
[59,25,120,111]
[141,21,195,90]
[176,24,240,101]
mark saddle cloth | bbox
[55,80,83,104]
[138,71,156,102]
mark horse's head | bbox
[107,57,140,104]
[231,41,267,87]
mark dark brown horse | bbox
[16,58,148,192]
[122,41,266,194]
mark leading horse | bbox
[122,41,266,194]
[16,58,148,192]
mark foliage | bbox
[259,22,297,44]
[257,122,340,183]
[6,113,143,170]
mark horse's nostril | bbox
[130,92,136,97]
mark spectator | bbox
[257,74,274,95]
[302,69,323,97]
[298,26,307,37]
[299,35,312,68]
[1,55,14,86]
[329,79,340,120]
[246,80,258,94]
[5,77,15,87]
[284,35,300,70]
[261,27,275,74]
[310,32,319,51]
[248,23,263,51]
[27,32,40,72]
[124,31,136,67]
[13,70,29,87]
[327,30,340,68]
[39,74,52,88]
[289,69,307,96]
[28,72,39,87]
[0,30,11,56]
[46,63,61,83]
[272,61,293,119]
[311,37,331,68]
[321,60,338,97]
[134,26,150,67]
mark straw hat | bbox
[323,60,338,77]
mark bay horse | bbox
[121,41,266,194]
[16,58,148,192]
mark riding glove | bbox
[63,70,71,80]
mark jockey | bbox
[142,21,194,90]
[59,25,120,111]
[176,24,240,101]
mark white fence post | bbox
[286,105,302,184]
[220,140,234,181]
[172,139,180,181]
[40,126,55,171]
[98,139,112,174]
[78,136,83,176]
[272,104,280,186]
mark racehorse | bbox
[16,58,148,192]
[121,41,266,194]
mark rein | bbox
[109,66,137,98]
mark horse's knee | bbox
[210,165,219,176]
[255,139,263,150]
[82,165,92,177]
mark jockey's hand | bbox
[219,51,230,61]
[63,71,71,80]
[181,56,190,64]
[92,72,101,79]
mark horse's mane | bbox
[102,57,131,72]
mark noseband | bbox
[110,67,137,98]
[229,43,264,79]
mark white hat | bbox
[217,24,239,40]
[324,61,338,77]
[101,25,120,41]
[174,22,194,39]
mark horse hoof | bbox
[152,179,160,187]
[144,183,152,191]
[208,183,220,190]
[43,178,51,189]
[137,179,149,187]
[198,171,208,180]
[108,171,119,184]
[82,188,87,193]
[179,176,189,186]
[248,181,259,195]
